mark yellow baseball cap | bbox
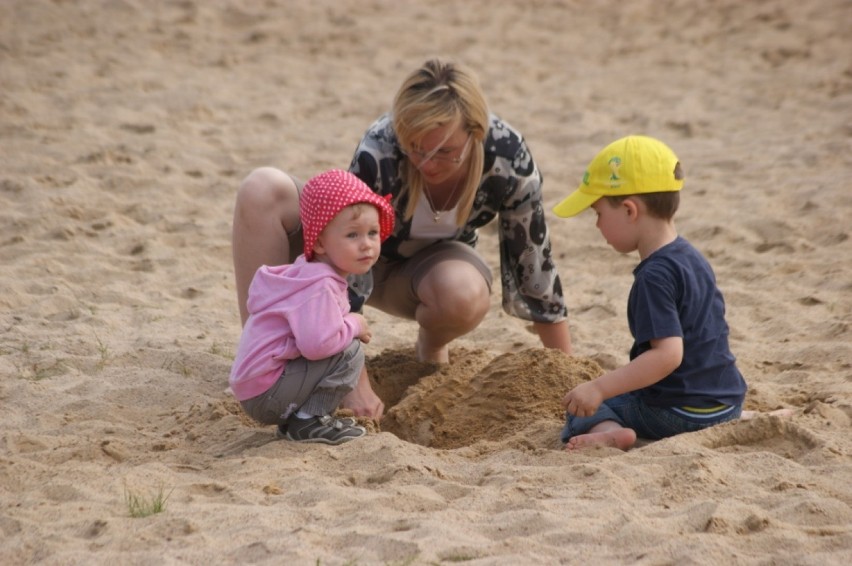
[553,135,684,217]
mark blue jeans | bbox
[560,392,742,443]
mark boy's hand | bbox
[562,381,604,417]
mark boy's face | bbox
[313,205,382,277]
[591,199,638,254]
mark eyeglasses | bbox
[401,134,472,167]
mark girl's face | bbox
[403,122,471,184]
[313,205,382,277]
[591,199,638,254]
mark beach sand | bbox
[1,0,850,564]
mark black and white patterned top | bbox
[347,113,567,323]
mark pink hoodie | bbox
[229,256,363,401]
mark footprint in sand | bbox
[697,411,826,463]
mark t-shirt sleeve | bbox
[629,264,684,346]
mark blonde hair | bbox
[392,59,489,226]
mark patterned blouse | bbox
[347,113,567,323]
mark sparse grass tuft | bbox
[209,341,232,358]
[94,334,111,370]
[163,356,192,377]
[124,484,173,518]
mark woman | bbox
[232,58,572,420]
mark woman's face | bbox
[403,122,471,184]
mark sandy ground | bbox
[1,0,851,564]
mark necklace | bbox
[422,176,463,223]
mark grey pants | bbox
[240,340,364,425]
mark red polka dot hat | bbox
[300,169,395,261]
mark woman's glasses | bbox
[401,134,472,167]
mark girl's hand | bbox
[350,313,372,343]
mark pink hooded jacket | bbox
[228,256,363,401]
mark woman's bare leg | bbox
[414,260,490,363]
[564,420,637,452]
[232,167,301,325]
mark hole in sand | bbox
[362,347,603,449]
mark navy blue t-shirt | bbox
[628,236,746,407]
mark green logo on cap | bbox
[608,157,622,181]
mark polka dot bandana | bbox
[300,169,395,260]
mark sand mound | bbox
[376,348,602,448]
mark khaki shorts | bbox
[367,240,493,320]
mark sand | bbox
[1,0,850,564]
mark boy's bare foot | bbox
[564,428,637,452]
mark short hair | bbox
[342,202,373,221]
[603,191,680,220]
[392,59,489,225]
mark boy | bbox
[229,169,394,445]
[553,136,747,451]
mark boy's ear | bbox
[623,198,640,219]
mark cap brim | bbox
[552,190,600,218]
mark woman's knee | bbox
[234,167,302,237]
[236,167,300,220]
[419,264,490,322]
